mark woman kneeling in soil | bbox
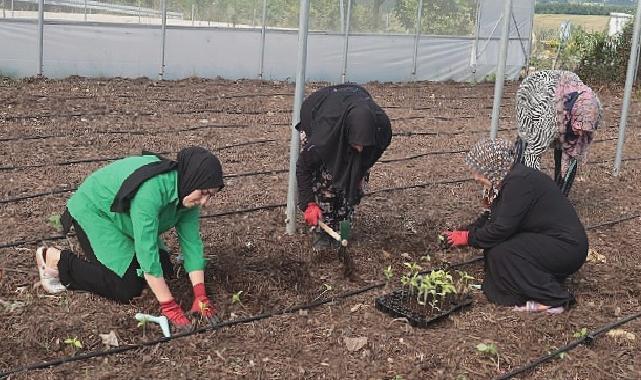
[444,138,588,314]
[35,147,223,331]
[296,84,392,250]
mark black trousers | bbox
[57,219,173,304]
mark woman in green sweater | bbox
[35,146,224,331]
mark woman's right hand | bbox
[304,202,322,226]
[160,299,193,332]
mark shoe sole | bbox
[36,247,67,294]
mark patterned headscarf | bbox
[465,138,516,206]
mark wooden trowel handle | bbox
[317,220,341,242]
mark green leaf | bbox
[64,337,82,349]
[573,327,588,338]
[48,214,61,229]
[232,291,244,305]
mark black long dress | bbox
[467,163,588,307]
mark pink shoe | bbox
[35,247,67,294]
[513,301,564,314]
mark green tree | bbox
[394,0,477,36]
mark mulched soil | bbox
[1,77,641,379]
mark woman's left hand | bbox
[191,283,219,323]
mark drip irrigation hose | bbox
[494,310,641,380]
[0,139,275,171]
[0,282,386,378]
[0,149,473,204]
[0,166,289,205]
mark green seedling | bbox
[476,342,500,370]
[573,327,588,339]
[420,255,431,262]
[437,233,450,250]
[48,213,62,230]
[454,270,475,294]
[232,291,244,305]
[322,283,332,292]
[476,342,497,356]
[392,375,404,380]
[64,337,82,350]
[137,316,149,337]
[403,262,422,276]
[383,265,394,282]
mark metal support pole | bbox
[285,0,310,235]
[411,0,424,77]
[11,0,14,18]
[159,0,167,80]
[489,0,512,140]
[37,0,44,76]
[191,3,195,26]
[470,0,481,77]
[613,0,641,175]
[258,0,267,79]
[84,0,87,21]
[340,0,352,83]
[3,0,6,19]
[340,0,345,34]
[138,0,141,23]
[525,0,536,75]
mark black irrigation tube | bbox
[0,177,474,249]
[1,148,471,204]
[2,170,639,250]
[0,282,386,378]
[495,310,641,380]
[0,123,255,143]
[1,210,638,377]
[0,166,288,206]
[0,139,275,172]
[3,143,638,207]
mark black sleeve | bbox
[459,210,490,231]
[296,147,322,211]
[468,177,533,249]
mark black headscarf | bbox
[296,84,392,204]
[111,146,224,212]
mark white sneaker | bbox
[35,247,67,294]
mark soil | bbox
[1,77,641,379]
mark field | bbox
[534,14,611,33]
[1,77,641,379]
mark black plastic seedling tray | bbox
[375,290,473,328]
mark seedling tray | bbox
[375,290,473,328]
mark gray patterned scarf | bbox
[465,138,515,205]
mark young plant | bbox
[48,213,62,230]
[64,337,82,350]
[137,316,149,337]
[383,265,394,282]
[403,262,422,276]
[476,342,500,370]
[437,234,450,250]
[454,270,475,296]
[231,291,243,305]
[573,327,588,339]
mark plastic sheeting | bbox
[0,0,533,82]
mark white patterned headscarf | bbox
[465,138,516,205]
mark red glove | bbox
[190,283,217,321]
[304,202,322,226]
[445,231,469,247]
[159,299,192,331]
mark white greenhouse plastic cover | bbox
[0,0,533,81]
